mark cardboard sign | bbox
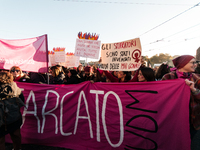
[60,55,80,67]
[55,51,66,63]
[48,53,56,66]
[75,38,101,59]
[99,38,142,71]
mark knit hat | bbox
[172,55,195,69]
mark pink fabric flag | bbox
[0,34,48,73]
[6,79,191,149]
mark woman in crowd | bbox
[0,71,25,150]
[65,68,81,84]
[161,55,200,150]
[10,66,31,82]
[77,64,85,82]
[137,67,155,82]
[128,66,155,82]
[83,66,95,81]
[155,63,170,81]
[49,66,65,84]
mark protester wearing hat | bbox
[162,55,200,150]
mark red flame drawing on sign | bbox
[78,32,99,40]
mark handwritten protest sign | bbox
[48,52,56,66]
[99,38,142,71]
[60,54,80,67]
[54,48,66,63]
[75,38,101,59]
[49,52,80,67]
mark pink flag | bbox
[6,79,191,149]
[0,34,48,72]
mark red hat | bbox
[172,55,195,69]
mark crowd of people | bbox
[0,63,172,85]
[1,55,200,150]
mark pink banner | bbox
[0,34,48,73]
[6,79,191,149]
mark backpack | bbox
[0,96,25,129]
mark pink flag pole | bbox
[45,34,50,84]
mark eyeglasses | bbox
[189,61,197,65]
[11,70,20,73]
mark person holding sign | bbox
[162,55,200,150]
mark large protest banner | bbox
[6,79,190,149]
[100,38,142,71]
[0,34,48,73]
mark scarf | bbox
[176,70,192,79]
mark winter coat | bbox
[50,72,65,84]
[0,82,25,137]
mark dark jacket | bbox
[66,75,80,84]
[0,82,25,137]
[66,70,80,84]
[29,72,47,84]
[50,72,65,84]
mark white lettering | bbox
[21,90,41,133]
[90,90,104,142]
[41,90,59,134]
[74,91,93,138]
[102,91,124,147]
[60,91,74,136]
